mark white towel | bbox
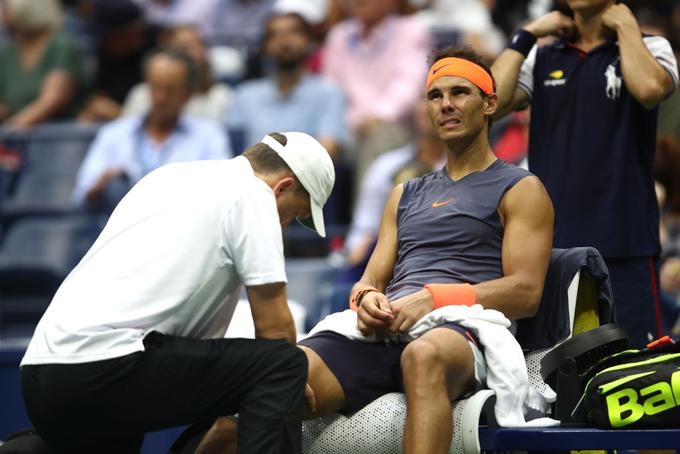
[307,305,560,428]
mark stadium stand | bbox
[0,216,100,338]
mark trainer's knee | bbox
[272,342,308,381]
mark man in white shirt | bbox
[21,132,334,454]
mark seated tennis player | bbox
[195,45,554,454]
[297,46,554,453]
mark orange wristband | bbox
[424,283,476,309]
[349,286,378,311]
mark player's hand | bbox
[357,291,393,336]
[388,289,433,334]
[602,3,638,33]
[524,11,576,39]
[304,382,317,413]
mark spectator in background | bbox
[131,0,220,39]
[211,0,275,46]
[656,137,680,329]
[271,0,331,74]
[492,1,678,346]
[323,0,431,196]
[416,0,506,60]
[209,0,276,80]
[78,0,152,122]
[123,25,232,122]
[490,0,531,37]
[74,49,231,214]
[227,11,347,160]
[0,0,87,128]
[344,101,445,271]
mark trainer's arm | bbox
[247,282,297,344]
[602,4,674,109]
[492,11,575,119]
[474,176,554,318]
[353,184,403,335]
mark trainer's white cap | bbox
[261,132,335,237]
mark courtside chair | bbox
[301,247,617,454]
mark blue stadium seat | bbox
[0,123,99,222]
[0,216,100,334]
[22,140,89,176]
[1,172,80,220]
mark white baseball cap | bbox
[272,0,329,25]
[261,132,335,237]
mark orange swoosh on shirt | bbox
[432,198,455,208]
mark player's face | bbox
[426,76,495,144]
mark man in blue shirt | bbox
[492,1,679,346]
[226,12,348,160]
[74,49,231,213]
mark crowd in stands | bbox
[0,0,679,336]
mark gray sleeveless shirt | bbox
[385,159,533,300]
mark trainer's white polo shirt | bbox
[21,156,287,366]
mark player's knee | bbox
[401,339,444,382]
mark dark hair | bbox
[143,48,200,92]
[264,12,313,43]
[243,132,309,197]
[428,45,496,129]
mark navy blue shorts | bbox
[298,323,482,414]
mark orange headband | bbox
[426,57,494,95]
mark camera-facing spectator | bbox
[123,25,232,122]
[227,11,347,160]
[322,0,431,197]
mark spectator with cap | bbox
[21,131,335,454]
[78,0,153,122]
[74,48,231,214]
[0,0,87,128]
[123,24,232,122]
[208,0,277,80]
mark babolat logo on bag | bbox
[580,339,680,429]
